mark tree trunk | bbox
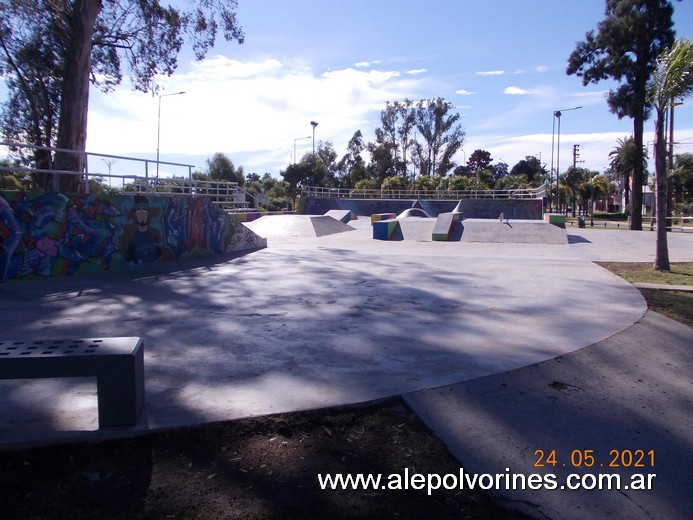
[653,108,670,271]
[631,114,644,230]
[52,0,102,192]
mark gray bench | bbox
[0,337,144,428]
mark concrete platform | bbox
[324,209,356,224]
[405,310,692,520]
[1,218,692,519]
[461,218,567,244]
[243,214,354,237]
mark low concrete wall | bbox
[300,197,543,220]
[0,191,266,282]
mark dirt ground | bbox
[0,398,529,519]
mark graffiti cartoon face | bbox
[134,197,150,230]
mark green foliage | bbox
[381,176,408,191]
[566,0,676,229]
[447,175,468,191]
[205,153,244,185]
[510,156,546,182]
[0,173,23,190]
[0,1,244,191]
[368,98,464,181]
[671,153,693,201]
[354,179,378,191]
[466,149,492,173]
[413,175,435,191]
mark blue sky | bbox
[16,1,693,179]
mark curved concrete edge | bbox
[404,310,693,520]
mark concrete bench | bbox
[0,337,144,428]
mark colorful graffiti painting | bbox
[0,191,264,282]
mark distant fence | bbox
[301,185,546,200]
[0,141,248,208]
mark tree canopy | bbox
[648,39,693,270]
[567,0,676,230]
[0,0,244,191]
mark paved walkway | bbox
[1,219,691,519]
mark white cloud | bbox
[86,56,429,174]
[504,86,533,95]
[354,60,382,68]
[535,65,549,73]
[455,89,475,96]
[406,68,427,75]
[476,70,505,76]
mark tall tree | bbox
[567,0,676,230]
[648,39,693,271]
[466,149,493,175]
[337,130,367,188]
[0,0,244,192]
[413,98,464,178]
[510,156,546,183]
[368,100,416,180]
[0,2,65,189]
[206,152,244,185]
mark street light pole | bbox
[310,121,319,157]
[157,91,186,181]
[553,106,581,213]
[293,136,311,164]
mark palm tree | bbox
[608,137,648,212]
[648,40,693,271]
[588,174,611,225]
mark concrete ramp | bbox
[394,218,436,241]
[461,219,567,244]
[243,215,355,238]
[324,209,356,224]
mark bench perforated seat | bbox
[0,337,144,428]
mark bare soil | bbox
[0,399,528,519]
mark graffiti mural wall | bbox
[0,191,266,282]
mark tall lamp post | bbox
[551,106,581,212]
[293,136,311,164]
[310,121,319,156]
[156,91,186,181]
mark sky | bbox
[6,0,693,181]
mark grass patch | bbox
[596,262,693,286]
[597,262,693,326]
[638,290,693,328]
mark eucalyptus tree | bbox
[0,0,244,191]
[412,98,464,179]
[648,39,693,271]
[567,0,676,230]
[369,100,416,181]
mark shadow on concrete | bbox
[405,310,692,519]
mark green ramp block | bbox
[545,213,566,227]
[432,212,461,241]
[373,219,399,240]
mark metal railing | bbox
[301,185,546,200]
[1,140,195,192]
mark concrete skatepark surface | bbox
[1,216,692,519]
[243,214,355,237]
